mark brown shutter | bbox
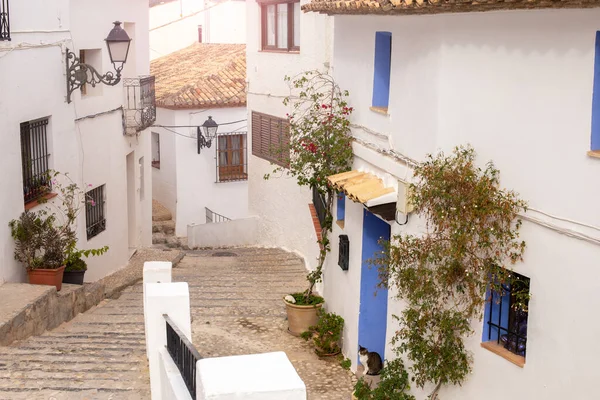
[251,111,262,157]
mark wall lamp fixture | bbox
[197,116,219,154]
[66,21,132,103]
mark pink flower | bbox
[88,184,93,187]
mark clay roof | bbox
[150,43,246,110]
[302,0,600,15]
[328,170,395,204]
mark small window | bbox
[591,31,600,151]
[251,111,290,167]
[151,132,160,169]
[20,118,51,204]
[337,192,346,221]
[338,235,349,271]
[260,0,300,52]
[482,271,530,365]
[217,133,248,182]
[86,185,106,240]
[372,32,392,112]
[79,49,103,97]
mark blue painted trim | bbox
[372,32,392,109]
[591,31,600,151]
[358,209,390,364]
[337,192,345,221]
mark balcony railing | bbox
[0,0,10,41]
[123,75,156,135]
[205,207,231,224]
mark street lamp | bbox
[66,21,132,103]
[197,116,219,154]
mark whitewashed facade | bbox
[150,0,246,60]
[152,107,248,237]
[0,0,153,284]
[249,3,600,399]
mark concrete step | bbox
[152,199,172,222]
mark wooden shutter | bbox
[251,111,289,167]
[251,111,262,157]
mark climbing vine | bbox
[372,145,528,399]
[265,70,354,303]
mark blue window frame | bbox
[591,31,600,151]
[482,272,530,359]
[336,192,345,221]
[372,32,392,109]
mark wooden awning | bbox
[328,170,395,204]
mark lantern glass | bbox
[201,117,219,139]
[105,22,132,65]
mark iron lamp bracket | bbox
[66,49,123,103]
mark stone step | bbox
[152,219,175,234]
[152,199,172,222]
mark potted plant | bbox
[352,359,415,400]
[63,245,109,285]
[9,210,74,291]
[265,71,354,335]
[301,309,344,357]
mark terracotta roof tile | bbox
[150,43,246,110]
[302,0,600,15]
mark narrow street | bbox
[0,247,355,399]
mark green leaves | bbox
[373,145,527,395]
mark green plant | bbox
[265,70,354,304]
[65,246,109,272]
[372,145,528,399]
[340,356,352,370]
[301,309,344,356]
[353,359,416,400]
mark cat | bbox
[358,345,383,376]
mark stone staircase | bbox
[152,199,186,249]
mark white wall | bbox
[317,8,600,399]
[150,0,246,60]
[246,0,333,273]
[188,216,259,248]
[0,0,152,284]
[153,107,249,237]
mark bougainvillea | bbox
[265,70,354,303]
[371,145,528,399]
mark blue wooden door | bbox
[358,209,391,363]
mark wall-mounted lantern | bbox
[66,21,132,103]
[197,116,219,154]
[339,235,349,271]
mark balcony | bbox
[123,75,156,135]
[0,0,10,41]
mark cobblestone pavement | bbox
[0,247,356,399]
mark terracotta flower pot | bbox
[27,265,66,291]
[284,299,323,336]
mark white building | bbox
[151,43,248,237]
[149,0,246,60]
[249,0,600,398]
[0,0,153,284]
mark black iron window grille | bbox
[123,75,156,135]
[216,132,248,182]
[485,271,530,358]
[165,315,202,400]
[0,0,10,41]
[338,235,349,271]
[86,185,106,240]
[312,185,327,229]
[152,132,160,169]
[205,207,231,224]
[20,118,51,204]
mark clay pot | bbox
[284,299,323,336]
[27,265,66,291]
[62,270,85,285]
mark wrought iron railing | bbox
[123,75,156,135]
[164,315,202,400]
[205,207,231,224]
[0,0,10,41]
[312,186,327,229]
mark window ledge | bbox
[481,341,525,368]
[25,192,58,211]
[259,49,300,54]
[369,106,389,116]
[336,220,345,229]
[587,150,600,159]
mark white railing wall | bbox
[187,216,260,249]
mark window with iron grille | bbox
[483,271,530,361]
[216,133,247,182]
[151,132,160,169]
[251,111,289,167]
[20,118,51,204]
[0,0,10,41]
[338,235,349,271]
[259,0,300,52]
[86,185,106,240]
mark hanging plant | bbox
[371,145,528,399]
[264,70,354,304]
